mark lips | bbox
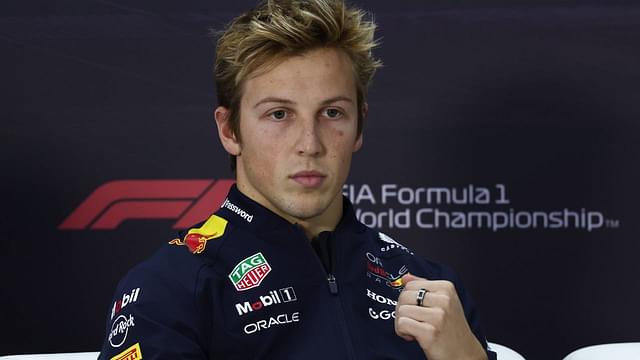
[289,170,326,188]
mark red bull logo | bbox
[366,252,408,290]
[169,214,228,254]
[388,276,404,289]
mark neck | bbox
[293,196,343,240]
[235,184,344,240]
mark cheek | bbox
[327,129,356,164]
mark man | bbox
[99,1,496,359]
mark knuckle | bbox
[405,281,420,290]
[442,294,452,310]
[442,280,455,293]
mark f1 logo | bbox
[59,179,234,230]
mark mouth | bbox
[289,170,327,188]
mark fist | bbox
[394,273,487,360]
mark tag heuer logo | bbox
[229,252,272,291]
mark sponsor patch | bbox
[235,287,297,316]
[366,252,408,291]
[229,252,272,291]
[111,288,140,320]
[243,312,300,334]
[369,307,395,321]
[221,198,254,222]
[109,314,135,348]
[111,342,142,360]
[366,288,397,307]
[169,214,228,254]
[379,232,413,254]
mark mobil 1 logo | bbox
[235,287,297,316]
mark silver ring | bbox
[416,288,427,307]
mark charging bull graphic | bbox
[169,214,228,254]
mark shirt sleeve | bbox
[98,251,212,360]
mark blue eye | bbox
[269,110,288,121]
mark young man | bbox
[99,1,496,359]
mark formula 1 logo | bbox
[59,179,234,230]
[229,252,272,291]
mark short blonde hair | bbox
[214,0,382,170]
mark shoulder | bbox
[110,213,240,311]
[98,214,240,358]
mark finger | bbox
[396,304,446,325]
[395,315,436,342]
[398,290,450,309]
[403,277,457,295]
[398,288,435,306]
[399,333,415,342]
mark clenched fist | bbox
[394,273,487,360]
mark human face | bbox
[217,47,363,226]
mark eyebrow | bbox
[253,97,295,109]
[253,96,354,109]
[321,96,354,105]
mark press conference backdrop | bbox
[2,1,639,359]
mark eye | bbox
[322,108,343,119]
[268,109,288,121]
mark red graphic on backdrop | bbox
[59,179,234,230]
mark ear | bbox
[354,132,363,152]
[353,102,367,152]
[214,106,241,156]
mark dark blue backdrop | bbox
[2,1,639,359]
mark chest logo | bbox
[229,252,272,291]
[366,252,408,291]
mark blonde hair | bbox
[214,0,382,170]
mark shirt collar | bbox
[217,184,365,235]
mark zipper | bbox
[326,233,357,360]
[293,225,358,359]
[327,273,338,294]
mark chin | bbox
[281,198,330,221]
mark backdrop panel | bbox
[2,1,639,359]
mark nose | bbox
[295,116,324,157]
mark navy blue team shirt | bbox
[99,185,496,360]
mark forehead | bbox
[241,48,357,106]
